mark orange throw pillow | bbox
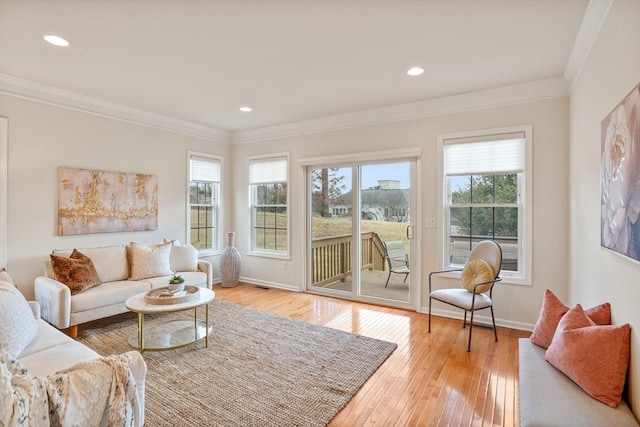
[50,249,101,295]
[546,304,631,407]
[529,289,610,348]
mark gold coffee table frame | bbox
[125,287,215,353]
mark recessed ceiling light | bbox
[240,106,252,112]
[43,34,70,47]
[406,67,424,76]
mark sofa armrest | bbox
[27,301,41,319]
[34,276,71,329]
[198,259,213,289]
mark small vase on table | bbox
[220,232,241,287]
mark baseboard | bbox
[223,278,535,332]
[233,277,302,293]
[421,307,534,332]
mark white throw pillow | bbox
[0,281,38,358]
[129,242,173,280]
[168,241,199,272]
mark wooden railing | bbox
[312,232,386,286]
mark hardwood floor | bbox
[214,283,530,427]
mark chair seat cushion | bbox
[391,266,410,274]
[430,288,492,310]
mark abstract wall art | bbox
[601,83,640,262]
[58,167,158,236]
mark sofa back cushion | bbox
[51,245,129,283]
[0,281,38,358]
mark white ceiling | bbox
[0,0,594,139]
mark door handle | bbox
[406,225,413,239]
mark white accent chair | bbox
[428,240,502,351]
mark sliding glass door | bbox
[307,159,416,309]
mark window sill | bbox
[435,270,531,286]
[246,250,290,261]
[197,249,220,258]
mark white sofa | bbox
[0,274,146,426]
[35,242,212,338]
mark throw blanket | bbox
[0,349,138,427]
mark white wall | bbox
[232,96,570,330]
[0,94,231,299]
[569,0,640,416]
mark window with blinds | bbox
[249,154,289,255]
[441,127,531,282]
[189,153,221,253]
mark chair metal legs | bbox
[429,301,499,352]
[490,306,498,342]
[428,297,432,333]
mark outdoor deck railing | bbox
[311,232,386,286]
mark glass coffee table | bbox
[125,287,215,353]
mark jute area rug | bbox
[78,300,397,427]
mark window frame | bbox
[248,152,290,259]
[187,151,222,256]
[437,125,532,286]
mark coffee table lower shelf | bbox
[128,317,212,353]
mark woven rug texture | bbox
[78,299,397,427]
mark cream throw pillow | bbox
[167,240,199,272]
[0,281,38,358]
[461,259,494,294]
[129,242,173,280]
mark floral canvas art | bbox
[601,83,640,261]
[58,167,158,236]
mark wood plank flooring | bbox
[214,283,530,427]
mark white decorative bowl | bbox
[168,282,185,292]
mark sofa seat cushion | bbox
[71,280,151,313]
[19,320,99,376]
[146,272,207,290]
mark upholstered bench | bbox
[519,338,639,426]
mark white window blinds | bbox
[249,157,288,184]
[444,135,524,175]
[190,156,220,182]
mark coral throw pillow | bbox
[461,259,494,294]
[546,304,631,407]
[50,249,102,295]
[529,289,611,348]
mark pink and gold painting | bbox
[601,83,640,261]
[58,167,158,236]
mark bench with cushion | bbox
[519,289,639,426]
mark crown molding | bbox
[564,0,612,91]
[232,77,569,144]
[0,73,232,143]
